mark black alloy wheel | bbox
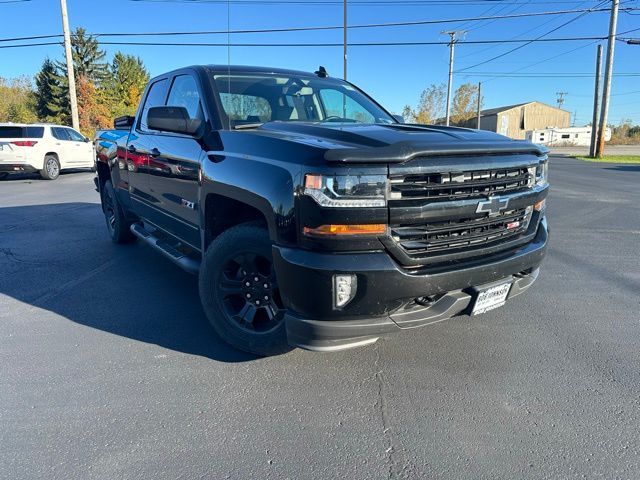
[219,252,284,334]
[199,224,291,356]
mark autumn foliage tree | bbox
[402,83,447,124]
[77,75,111,135]
[0,76,37,123]
[451,83,481,125]
[104,53,150,119]
[0,27,154,137]
[403,82,482,126]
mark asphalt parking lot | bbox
[1,158,639,480]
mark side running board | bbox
[130,223,200,275]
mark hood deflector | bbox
[324,141,549,164]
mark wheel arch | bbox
[203,192,274,250]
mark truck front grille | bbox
[390,166,533,201]
[391,207,532,256]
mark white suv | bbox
[0,123,95,180]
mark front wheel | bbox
[199,224,292,356]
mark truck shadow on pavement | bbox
[0,202,258,363]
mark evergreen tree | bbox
[56,27,108,86]
[35,58,65,122]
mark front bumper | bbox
[274,217,548,351]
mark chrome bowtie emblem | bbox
[476,196,509,216]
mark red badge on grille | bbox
[507,221,520,230]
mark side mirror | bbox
[84,136,90,142]
[114,115,135,130]
[147,106,202,136]
[392,114,405,124]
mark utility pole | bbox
[343,0,347,80]
[597,0,620,158]
[476,82,482,130]
[589,44,603,158]
[60,0,79,131]
[444,31,464,126]
[556,92,568,110]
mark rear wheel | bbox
[101,180,136,244]
[199,224,291,356]
[40,155,60,180]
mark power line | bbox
[455,72,640,76]
[0,41,60,49]
[90,7,640,37]
[127,0,618,4]
[459,25,640,81]
[0,5,636,44]
[457,0,610,72]
[458,0,597,59]
[0,34,623,50]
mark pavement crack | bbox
[0,248,53,265]
[30,259,117,307]
[374,343,413,479]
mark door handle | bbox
[150,148,161,158]
[127,145,137,153]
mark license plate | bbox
[471,282,512,315]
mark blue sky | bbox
[1,0,639,124]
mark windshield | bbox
[213,73,395,129]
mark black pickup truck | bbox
[94,65,549,356]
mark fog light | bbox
[333,274,357,309]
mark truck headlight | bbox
[304,174,387,208]
[535,160,549,187]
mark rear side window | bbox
[0,126,45,138]
[167,75,204,121]
[139,79,169,132]
[25,127,44,138]
[51,127,71,141]
[0,127,24,138]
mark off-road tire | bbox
[199,224,292,356]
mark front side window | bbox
[65,128,85,142]
[139,79,168,132]
[213,73,394,129]
[167,75,204,121]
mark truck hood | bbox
[255,122,548,164]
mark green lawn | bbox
[576,155,640,164]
